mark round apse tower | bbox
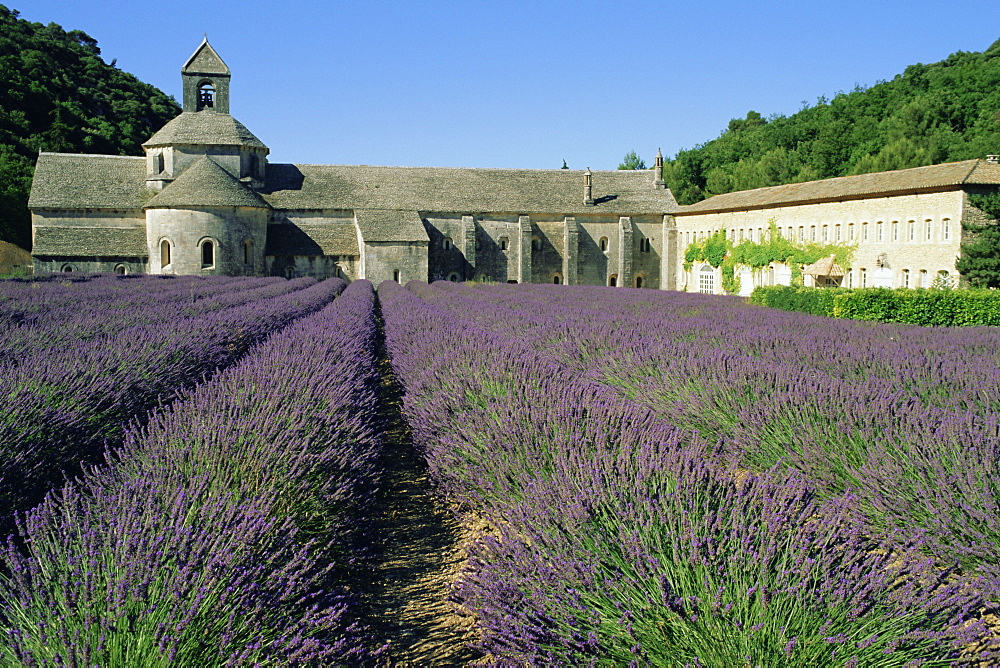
[141,38,270,276]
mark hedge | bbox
[749,285,1000,326]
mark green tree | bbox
[618,150,646,170]
[956,191,1000,287]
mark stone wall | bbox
[363,240,428,285]
[146,206,267,276]
[674,189,966,292]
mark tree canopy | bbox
[0,5,180,248]
[618,150,646,170]
[661,42,1000,205]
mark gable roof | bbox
[145,156,269,209]
[182,38,230,75]
[32,226,148,257]
[259,164,677,215]
[265,223,359,256]
[143,112,267,149]
[28,153,147,210]
[355,209,427,242]
[676,159,1000,215]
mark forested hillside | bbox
[0,6,179,249]
[664,39,1000,205]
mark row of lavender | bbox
[379,280,997,665]
[0,275,342,536]
[1,280,385,664]
[417,281,1000,583]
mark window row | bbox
[682,218,954,247]
[846,268,954,289]
[158,238,256,270]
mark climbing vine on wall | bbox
[684,220,856,293]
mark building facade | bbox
[671,160,1000,293]
[28,40,678,288]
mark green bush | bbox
[751,286,1000,326]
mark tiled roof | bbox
[143,112,267,149]
[676,159,1000,215]
[355,209,427,242]
[28,153,147,209]
[145,156,269,209]
[259,164,677,215]
[265,223,359,256]
[32,226,147,257]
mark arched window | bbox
[891,221,899,242]
[942,218,951,241]
[160,239,172,269]
[902,269,910,288]
[447,272,460,282]
[197,81,215,110]
[810,226,816,242]
[608,274,618,287]
[635,275,644,288]
[285,266,295,279]
[114,264,128,276]
[919,269,928,287]
[640,238,652,253]
[848,223,855,241]
[499,237,509,251]
[862,222,869,241]
[908,220,915,241]
[552,273,562,284]
[442,236,453,251]
[60,264,75,273]
[835,225,841,242]
[201,239,215,268]
[698,264,714,294]
[822,225,829,242]
[876,222,883,242]
[925,219,932,241]
[599,236,609,252]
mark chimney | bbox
[654,147,665,188]
[987,155,999,164]
[584,168,594,206]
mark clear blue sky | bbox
[15,1,1000,169]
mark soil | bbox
[350,311,483,666]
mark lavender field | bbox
[1,274,999,665]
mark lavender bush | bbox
[0,280,385,664]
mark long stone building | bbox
[27,39,1000,290]
[671,159,1000,293]
[28,39,678,289]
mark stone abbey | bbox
[28,40,1000,291]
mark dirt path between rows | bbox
[350,312,483,666]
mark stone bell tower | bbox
[182,38,231,113]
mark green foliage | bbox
[751,285,1000,326]
[617,150,646,170]
[956,191,1000,288]
[0,5,181,248]
[683,229,729,270]
[663,42,1000,204]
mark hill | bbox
[664,39,1000,205]
[0,6,180,249]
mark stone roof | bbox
[146,156,269,209]
[355,209,427,242]
[32,226,147,257]
[677,159,1000,215]
[182,39,230,75]
[143,112,267,149]
[265,223,359,256]
[28,153,147,210]
[259,164,677,215]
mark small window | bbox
[876,222,883,242]
[447,272,460,282]
[798,227,804,242]
[60,264,75,273]
[114,264,128,276]
[552,273,562,284]
[640,238,652,253]
[919,269,928,287]
[285,266,295,279]
[925,219,932,241]
[892,221,899,242]
[847,270,853,288]
[862,223,868,241]
[532,236,542,251]
[197,81,215,110]
[835,224,841,242]
[244,239,254,266]
[902,269,910,288]
[599,236,609,252]
[698,265,714,294]
[499,237,509,251]
[860,268,868,288]
[442,236,453,251]
[810,226,816,242]
[160,239,172,269]
[201,240,215,268]
[635,275,644,288]
[848,223,855,241]
[942,218,951,241]
[393,270,401,282]
[608,274,617,287]
[908,220,915,241]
